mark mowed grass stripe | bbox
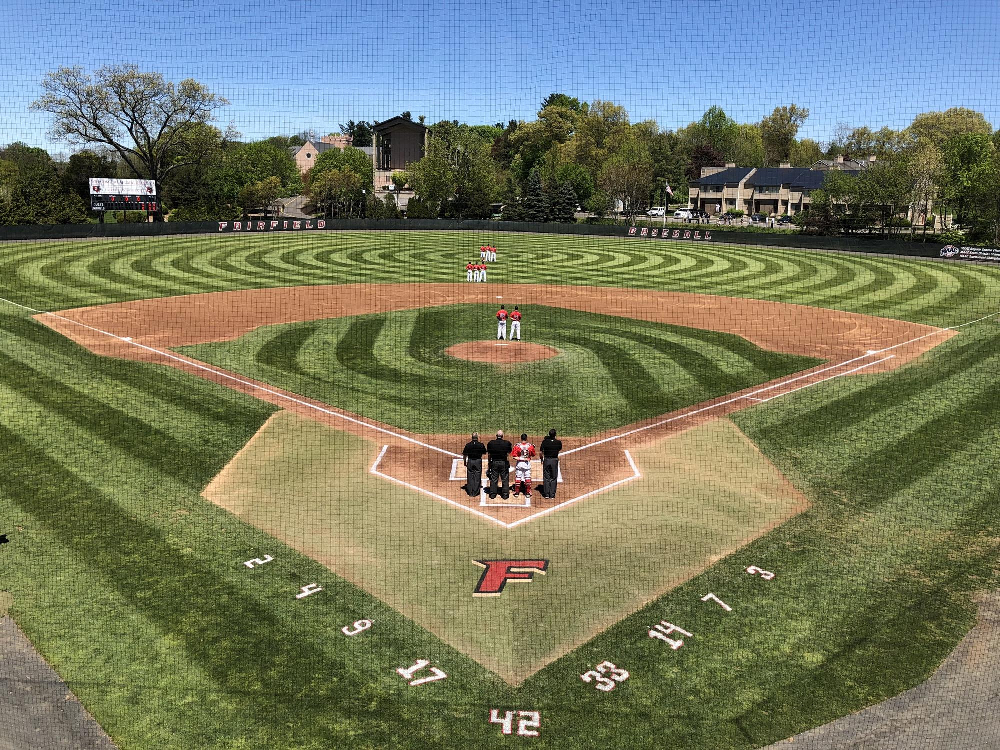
[0,232,995,328]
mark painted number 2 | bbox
[396,659,447,686]
[489,709,540,737]
[746,566,775,580]
[580,661,630,692]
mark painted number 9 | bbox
[341,619,373,636]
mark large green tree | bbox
[31,65,231,218]
[909,107,992,150]
[760,104,809,165]
[0,143,88,225]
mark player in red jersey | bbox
[509,306,522,340]
[496,305,508,339]
[466,261,476,282]
[511,433,537,498]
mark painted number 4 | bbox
[580,661,629,692]
[490,709,540,737]
[746,565,775,580]
[396,659,447,687]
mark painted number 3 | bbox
[580,661,630,692]
[489,709,540,737]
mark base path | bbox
[36,283,955,525]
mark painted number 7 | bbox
[396,659,448,686]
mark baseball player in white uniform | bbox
[511,433,537,499]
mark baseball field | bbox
[1,229,999,748]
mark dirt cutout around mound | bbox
[37,283,954,525]
[445,340,559,366]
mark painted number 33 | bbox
[580,661,630,692]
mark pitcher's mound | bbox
[445,340,559,365]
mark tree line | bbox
[9,65,1000,244]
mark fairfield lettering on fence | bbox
[219,219,326,232]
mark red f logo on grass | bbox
[472,559,548,596]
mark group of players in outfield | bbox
[462,429,562,501]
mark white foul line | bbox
[504,449,642,529]
[752,356,894,403]
[370,445,508,527]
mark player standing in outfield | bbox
[477,262,487,282]
[466,261,476,282]
[509,306,522,340]
[511,433,537,499]
[496,304,508,339]
[480,246,488,262]
[489,246,497,262]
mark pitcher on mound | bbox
[511,433,537,499]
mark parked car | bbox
[776,215,795,225]
[673,208,693,219]
[750,213,766,223]
[646,206,666,217]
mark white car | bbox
[646,206,666,217]
[673,208,693,219]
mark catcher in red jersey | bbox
[511,433,537,498]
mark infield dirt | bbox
[36,283,954,525]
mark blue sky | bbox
[2,0,998,154]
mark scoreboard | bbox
[89,178,158,212]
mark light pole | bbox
[662,178,669,229]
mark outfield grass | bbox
[0,231,997,748]
[179,304,818,435]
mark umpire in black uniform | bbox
[462,432,487,497]
[486,430,513,500]
[540,428,562,498]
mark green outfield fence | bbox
[0,218,987,262]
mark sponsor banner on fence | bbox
[218,219,326,232]
[939,244,1000,262]
[627,226,712,240]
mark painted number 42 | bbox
[580,661,629,692]
[490,710,540,737]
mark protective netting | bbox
[1,1,1000,748]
